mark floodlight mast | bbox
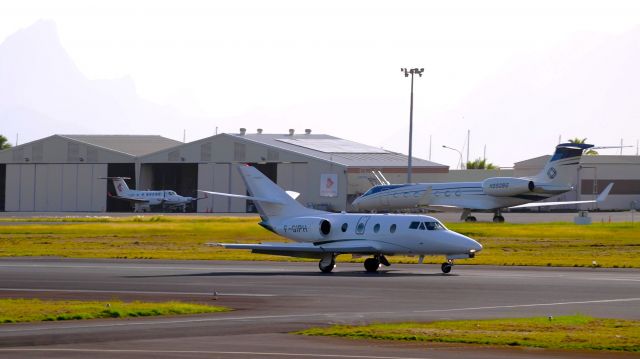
[401,67,424,183]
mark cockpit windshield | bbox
[362,184,409,197]
[409,220,446,231]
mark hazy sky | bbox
[1,0,639,168]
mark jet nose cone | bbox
[351,198,363,209]
[459,233,482,253]
[471,239,483,252]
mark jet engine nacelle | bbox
[482,177,534,197]
[276,217,332,242]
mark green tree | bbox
[567,137,598,155]
[0,134,12,150]
[466,157,496,170]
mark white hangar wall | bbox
[5,163,107,211]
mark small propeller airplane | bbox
[199,165,482,274]
[102,177,205,213]
[351,143,614,222]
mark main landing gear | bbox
[493,209,505,223]
[461,209,477,222]
[318,254,336,273]
[364,254,391,273]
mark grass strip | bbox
[0,217,638,268]
[0,298,229,323]
[297,315,640,352]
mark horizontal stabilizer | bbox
[511,183,614,209]
[285,191,300,200]
[197,190,286,205]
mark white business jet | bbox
[102,177,203,213]
[352,143,614,222]
[199,165,482,274]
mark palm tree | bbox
[567,137,598,155]
[466,157,496,170]
[0,134,11,150]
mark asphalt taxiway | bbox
[0,258,639,358]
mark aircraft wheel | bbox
[319,259,335,273]
[465,216,477,222]
[493,215,505,223]
[441,262,452,274]
[364,258,380,272]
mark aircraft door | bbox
[355,216,370,235]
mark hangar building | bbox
[0,130,447,213]
[0,135,182,212]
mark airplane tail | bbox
[199,165,320,223]
[100,177,131,196]
[530,143,593,191]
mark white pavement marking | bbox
[1,297,638,334]
[412,297,640,313]
[0,288,274,297]
[467,272,640,283]
[0,263,290,272]
[0,349,432,359]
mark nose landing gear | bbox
[441,260,453,274]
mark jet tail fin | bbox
[198,165,320,220]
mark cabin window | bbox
[373,223,380,233]
[390,224,397,233]
[341,223,348,232]
[409,221,420,229]
[356,223,365,233]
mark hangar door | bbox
[197,163,280,213]
[197,163,247,213]
[4,164,107,212]
[148,163,198,212]
[0,164,5,211]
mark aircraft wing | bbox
[197,190,286,205]
[511,183,614,209]
[109,194,149,204]
[208,241,382,258]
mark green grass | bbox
[297,315,640,352]
[0,216,638,267]
[0,298,229,323]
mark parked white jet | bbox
[103,177,203,213]
[199,165,482,274]
[352,143,614,222]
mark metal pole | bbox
[401,68,423,182]
[408,72,414,183]
[466,129,470,164]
